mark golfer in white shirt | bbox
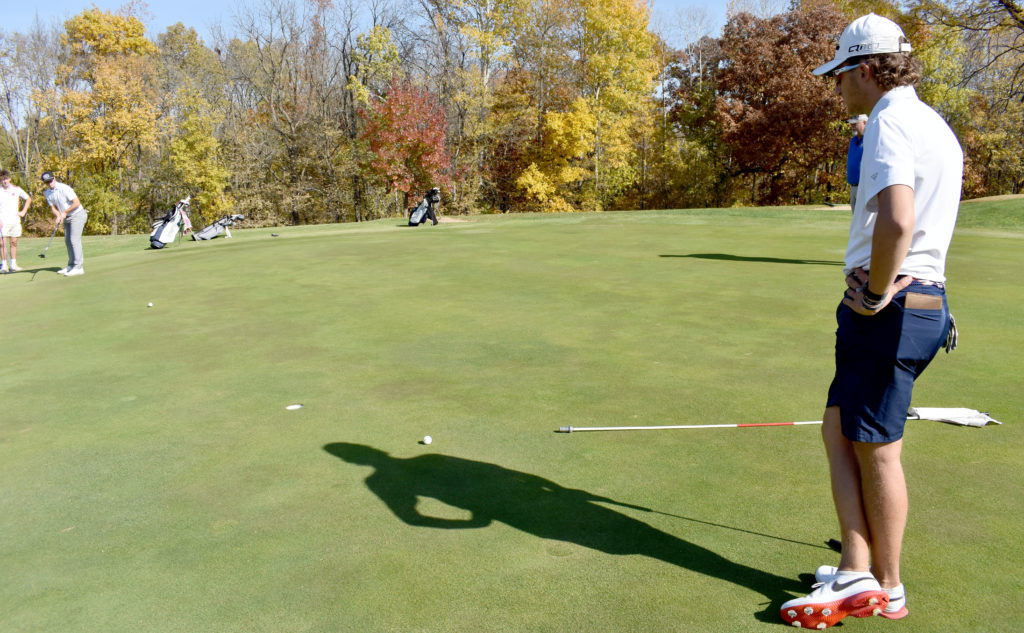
[41,171,89,276]
[779,14,963,630]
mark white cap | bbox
[846,114,868,123]
[813,13,912,76]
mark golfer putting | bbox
[41,171,89,276]
[779,14,964,629]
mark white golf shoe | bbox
[64,267,84,277]
[781,571,888,629]
[811,566,908,619]
[815,565,839,583]
[56,267,69,275]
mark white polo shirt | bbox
[0,184,30,225]
[845,86,963,282]
[43,182,86,216]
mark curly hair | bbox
[865,51,922,90]
[845,49,922,91]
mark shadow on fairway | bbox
[27,266,68,278]
[661,253,842,266]
[324,442,804,622]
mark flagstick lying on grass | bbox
[555,407,1001,433]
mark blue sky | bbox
[5,0,727,46]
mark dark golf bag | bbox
[149,197,192,249]
[193,214,245,241]
[408,187,441,226]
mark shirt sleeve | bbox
[860,114,915,204]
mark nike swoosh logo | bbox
[832,577,876,591]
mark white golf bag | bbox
[408,187,441,226]
[409,199,429,225]
[193,214,245,241]
[149,197,192,249]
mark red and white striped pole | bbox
[557,421,823,433]
[555,408,998,433]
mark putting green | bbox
[1,205,1020,632]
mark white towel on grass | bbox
[908,407,1001,427]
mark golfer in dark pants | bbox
[779,14,964,630]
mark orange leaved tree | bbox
[359,79,453,217]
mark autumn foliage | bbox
[1,0,1022,233]
[714,5,849,204]
[359,79,452,208]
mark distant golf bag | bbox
[193,214,245,241]
[408,187,441,226]
[149,197,192,249]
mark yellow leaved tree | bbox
[57,8,160,234]
[156,24,232,222]
[514,0,656,211]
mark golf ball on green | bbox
[422,435,432,445]
[147,302,153,307]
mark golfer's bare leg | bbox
[822,406,872,571]
[853,438,906,588]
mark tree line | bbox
[1,0,1021,236]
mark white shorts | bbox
[0,223,22,238]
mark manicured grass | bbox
[956,194,1024,230]
[1,203,1021,632]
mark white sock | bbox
[835,569,872,579]
[884,583,905,601]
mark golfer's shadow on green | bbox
[324,442,803,621]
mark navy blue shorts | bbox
[827,280,951,443]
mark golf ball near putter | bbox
[147,302,153,307]
[422,435,432,445]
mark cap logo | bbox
[846,40,911,55]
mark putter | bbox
[39,225,59,258]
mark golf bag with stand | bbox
[193,214,245,241]
[149,197,192,249]
[408,187,441,226]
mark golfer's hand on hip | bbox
[843,267,914,316]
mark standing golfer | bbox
[845,114,867,211]
[0,169,32,272]
[780,13,963,629]
[41,171,89,276]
